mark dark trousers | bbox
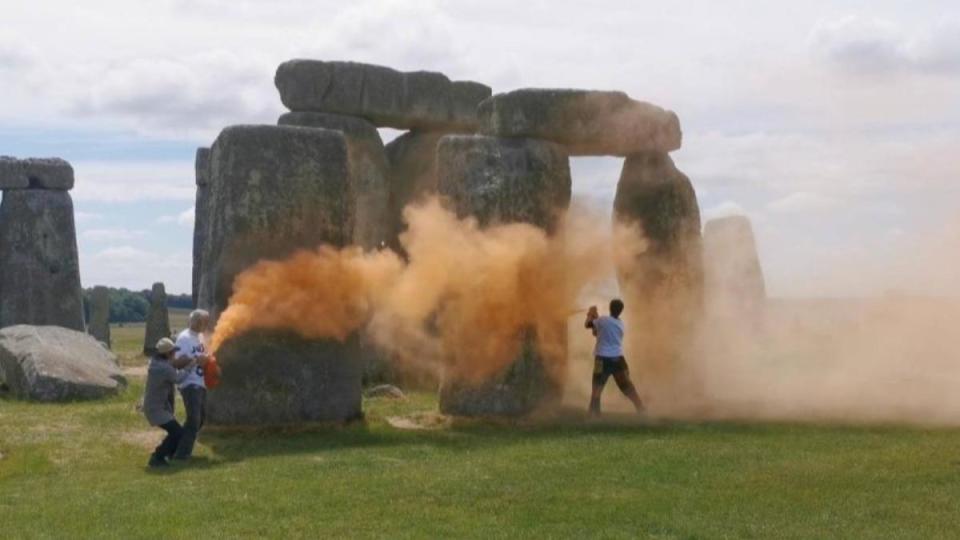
[154,420,183,459]
[174,385,206,459]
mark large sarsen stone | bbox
[278,112,390,250]
[0,325,125,402]
[192,147,211,307]
[275,60,491,131]
[436,135,571,416]
[0,157,75,190]
[88,286,111,348]
[703,215,766,323]
[0,189,85,331]
[613,152,703,399]
[207,330,362,425]
[197,124,353,319]
[478,89,682,156]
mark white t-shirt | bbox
[593,316,624,357]
[175,329,207,389]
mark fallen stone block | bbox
[0,325,126,402]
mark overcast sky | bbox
[1,0,958,296]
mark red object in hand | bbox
[204,356,222,389]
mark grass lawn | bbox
[2,316,960,538]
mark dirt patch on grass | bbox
[386,411,452,430]
[123,366,148,378]
[120,429,161,450]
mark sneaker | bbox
[148,455,169,468]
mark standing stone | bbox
[436,135,572,416]
[275,60,491,131]
[199,124,362,425]
[613,152,703,400]
[278,112,389,250]
[0,189,84,331]
[88,286,111,348]
[192,147,211,308]
[478,89,682,156]
[143,282,170,355]
[384,130,448,254]
[703,215,766,325]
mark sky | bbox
[1,0,957,296]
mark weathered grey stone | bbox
[0,157,74,190]
[0,190,84,331]
[195,147,211,186]
[278,112,389,249]
[0,325,125,402]
[613,152,703,394]
[385,130,447,254]
[438,334,561,417]
[0,156,29,189]
[207,330,362,425]
[197,124,353,319]
[198,124,362,425]
[275,59,492,131]
[143,282,170,355]
[437,135,572,232]
[192,147,211,307]
[478,89,682,156]
[703,215,766,322]
[88,286,111,348]
[436,135,571,416]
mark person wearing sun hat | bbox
[142,336,204,468]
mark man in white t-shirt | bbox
[172,309,211,460]
[585,298,644,416]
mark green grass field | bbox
[2,313,960,538]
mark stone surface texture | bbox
[384,130,448,254]
[275,60,491,131]
[0,325,125,402]
[88,286,111,348]
[478,89,681,156]
[198,124,363,425]
[436,135,571,416]
[0,189,85,331]
[206,330,362,425]
[143,282,171,355]
[278,112,390,249]
[613,152,703,398]
[0,157,74,190]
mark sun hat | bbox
[156,337,179,355]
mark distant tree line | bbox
[81,287,193,323]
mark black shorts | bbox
[592,356,628,386]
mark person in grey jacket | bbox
[143,337,207,468]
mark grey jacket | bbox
[143,357,178,426]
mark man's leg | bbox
[612,364,644,412]
[155,420,183,459]
[589,358,609,416]
[174,386,203,459]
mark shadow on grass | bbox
[199,406,792,463]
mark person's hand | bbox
[587,306,599,320]
[196,353,210,367]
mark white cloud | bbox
[82,245,192,292]
[157,206,195,227]
[767,192,840,214]
[74,211,103,223]
[810,16,960,77]
[72,160,195,202]
[81,228,146,242]
[702,201,747,222]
